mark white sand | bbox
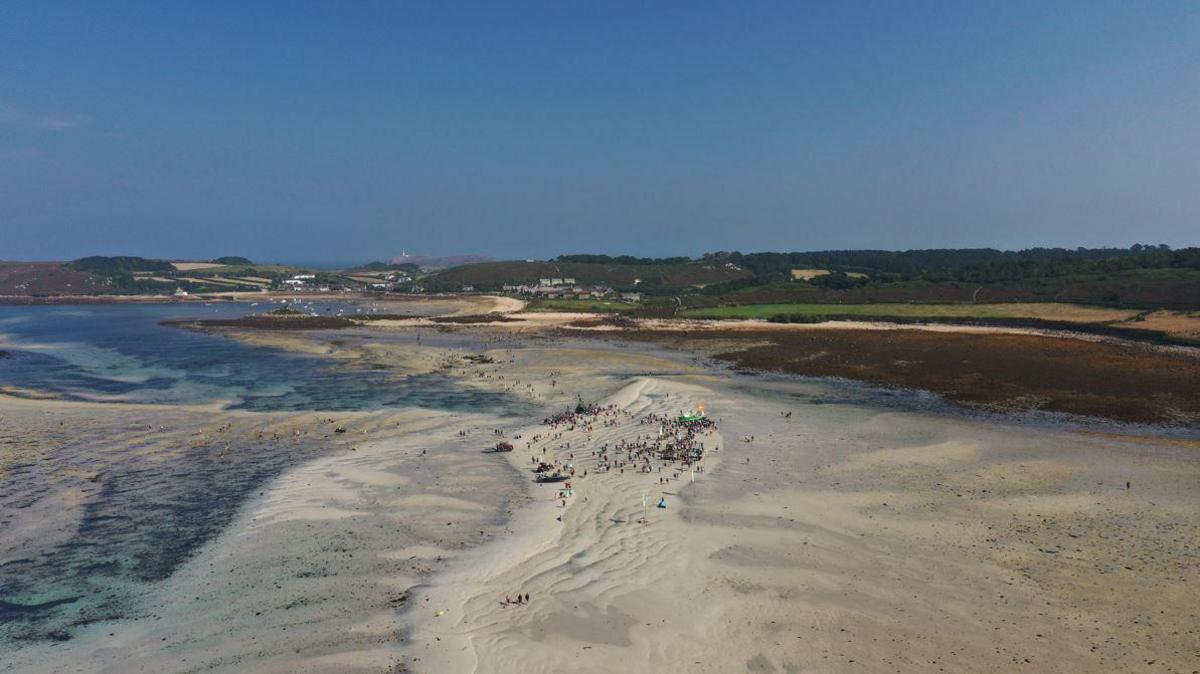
[392,339,1200,673]
[5,318,1197,673]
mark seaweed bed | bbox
[163,315,358,330]
[162,313,425,331]
[429,313,522,324]
[602,327,1200,426]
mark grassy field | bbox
[679,302,1139,323]
[526,298,637,313]
[171,261,225,271]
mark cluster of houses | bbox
[272,269,417,293]
[498,277,584,296]
[366,271,412,291]
[489,277,640,302]
[281,273,317,289]
[281,273,343,292]
[158,267,421,297]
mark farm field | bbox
[680,302,1140,323]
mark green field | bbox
[526,298,637,313]
[679,302,1139,323]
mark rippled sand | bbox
[399,351,1199,673]
[4,322,1198,673]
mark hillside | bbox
[685,267,1200,310]
[66,256,174,275]
[0,257,352,297]
[346,261,421,274]
[698,246,1173,278]
[0,261,103,295]
[420,259,750,291]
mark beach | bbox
[2,300,1198,672]
[392,339,1199,673]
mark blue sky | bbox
[1,1,1197,264]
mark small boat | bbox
[536,473,570,483]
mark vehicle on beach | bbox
[490,441,514,452]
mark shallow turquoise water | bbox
[0,301,534,646]
[0,302,521,412]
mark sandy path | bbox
[452,295,527,316]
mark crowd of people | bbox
[494,394,721,608]
[529,402,720,481]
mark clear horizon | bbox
[7,242,1187,269]
[3,2,1198,262]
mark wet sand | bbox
[4,302,1198,672]
[0,396,535,673]
[396,341,1200,673]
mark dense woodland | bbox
[66,256,176,276]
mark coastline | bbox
[174,320,1200,672]
[3,298,1198,672]
[165,298,1200,427]
[387,332,1200,673]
